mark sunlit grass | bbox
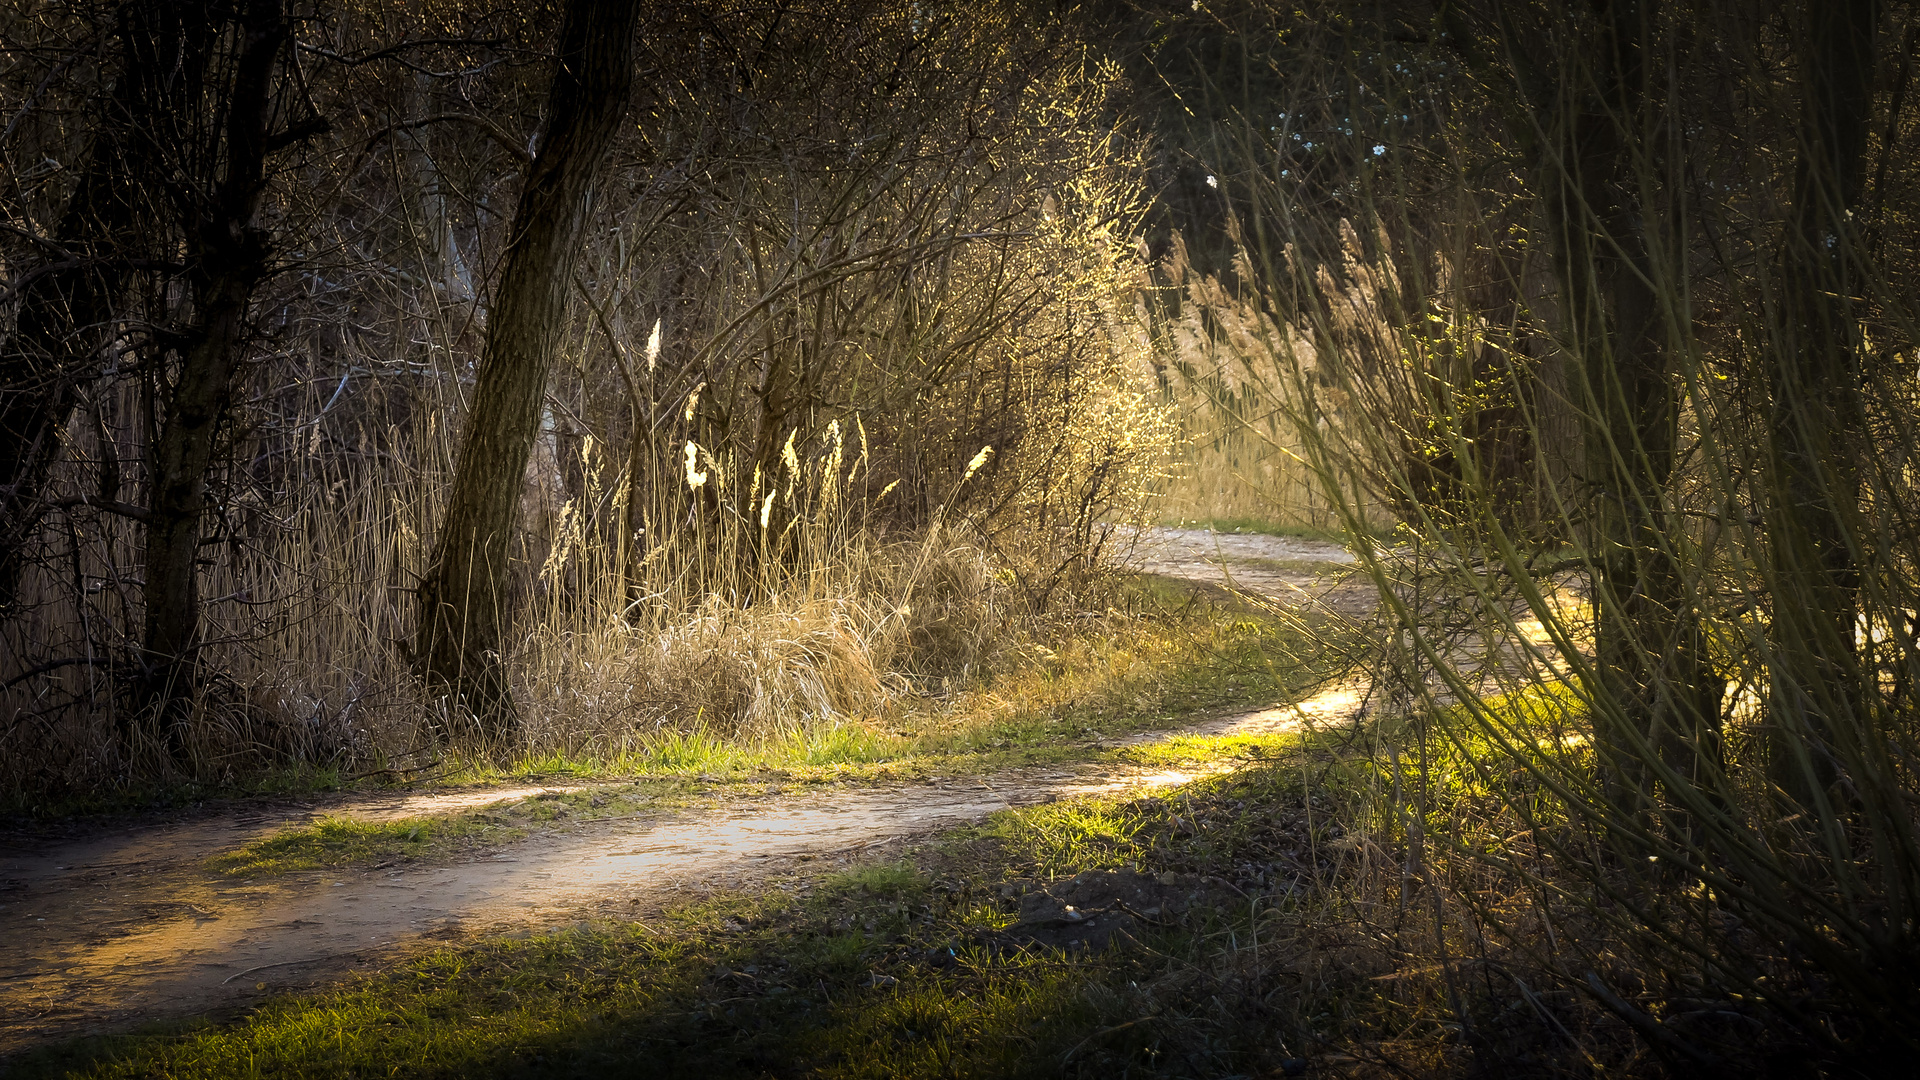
[824,859,925,897]
[979,796,1155,873]
[202,595,1346,877]
[1158,513,1349,540]
[210,815,441,876]
[208,784,677,876]
[1111,731,1298,767]
[25,743,1369,1080]
[463,591,1344,785]
[20,569,1352,841]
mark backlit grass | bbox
[452,586,1350,785]
[21,748,1371,1080]
[203,594,1347,879]
[15,571,1353,840]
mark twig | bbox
[3,656,108,690]
[1583,971,1722,1067]
[370,112,531,163]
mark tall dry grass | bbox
[0,1,1193,802]
[1145,232,1357,533]
[0,370,1172,800]
[1170,1,1920,1069]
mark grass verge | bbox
[10,571,1356,835]
[18,705,1811,1078]
[206,783,673,876]
[201,588,1355,879]
[14,739,1355,1080]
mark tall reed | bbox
[1182,1,1920,1067]
[0,1,1177,798]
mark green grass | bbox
[210,814,442,875]
[198,595,1352,879]
[19,746,1366,1080]
[208,783,676,876]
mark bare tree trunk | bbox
[0,4,171,613]
[1538,1,1721,821]
[414,0,641,740]
[138,0,292,746]
[1765,0,1879,808]
[0,158,135,616]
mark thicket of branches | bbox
[1171,0,1920,1069]
[12,0,1918,1067]
[0,0,1172,792]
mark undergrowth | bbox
[7,572,1343,823]
[15,712,1773,1080]
[197,596,1351,879]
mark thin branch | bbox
[345,113,532,182]
[295,37,509,75]
[38,494,152,523]
[0,257,188,305]
[3,656,107,691]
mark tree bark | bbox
[137,0,289,744]
[1765,0,1879,808]
[1538,1,1721,820]
[414,0,641,739]
[0,2,174,613]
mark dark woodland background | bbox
[5,0,1920,1071]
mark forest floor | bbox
[0,527,1377,1072]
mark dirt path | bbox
[0,527,1365,1056]
[1123,526,1368,614]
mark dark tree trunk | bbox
[1765,0,1879,807]
[0,3,175,613]
[414,0,641,739]
[1438,2,1724,818]
[1539,2,1722,820]
[0,160,135,616]
[137,0,290,745]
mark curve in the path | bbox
[0,528,1365,1055]
[0,767,1236,1052]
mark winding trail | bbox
[0,527,1362,1056]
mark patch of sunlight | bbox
[1725,681,1763,727]
[1215,683,1364,735]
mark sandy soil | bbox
[0,527,1366,1055]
